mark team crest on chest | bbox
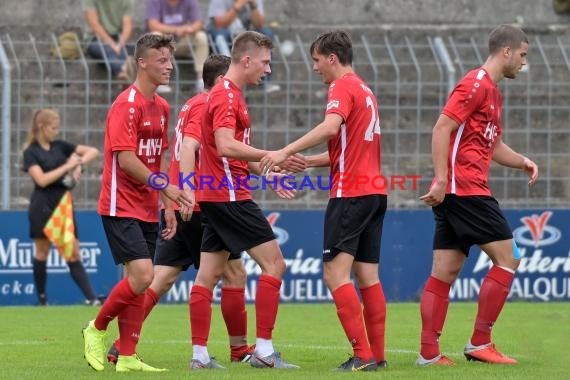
[160,115,166,132]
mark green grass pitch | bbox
[0,302,568,379]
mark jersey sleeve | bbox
[210,89,237,133]
[59,140,77,157]
[22,147,38,172]
[325,80,352,122]
[184,100,205,143]
[442,77,485,125]
[108,101,140,152]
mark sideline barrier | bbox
[1,209,568,305]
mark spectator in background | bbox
[22,109,100,306]
[206,0,279,92]
[146,0,209,92]
[83,0,135,81]
[206,0,273,55]
[206,0,281,93]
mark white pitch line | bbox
[0,339,523,358]
[142,339,468,357]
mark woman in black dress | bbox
[22,109,100,306]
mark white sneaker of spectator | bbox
[195,78,205,93]
[156,85,172,94]
[264,83,281,94]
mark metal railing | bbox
[1,30,569,210]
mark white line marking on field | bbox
[0,339,523,359]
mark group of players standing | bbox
[82,24,538,372]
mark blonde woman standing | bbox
[22,109,100,306]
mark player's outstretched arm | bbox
[492,138,538,185]
[306,152,330,168]
[260,114,342,173]
[215,127,268,161]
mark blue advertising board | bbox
[1,209,569,305]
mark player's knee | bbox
[274,257,287,278]
[263,257,286,279]
[323,268,342,290]
[136,271,154,291]
[223,265,246,287]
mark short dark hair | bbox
[231,31,273,62]
[310,30,353,66]
[203,54,231,89]
[134,32,175,60]
[488,24,528,55]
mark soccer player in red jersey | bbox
[104,54,255,366]
[188,31,298,369]
[82,33,192,372]
[260,30,387,372]
[417,24,538,366]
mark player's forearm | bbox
[217,139,267,162]
[117,151,154,185]
[283,121,337,158]
[492,141,526,169]
[431,124,450,185]
[306,152,330,168]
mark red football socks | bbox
[117,293,145,356]
[360,282,387,362]
[189,285,213,346]
[255,274,281,339]
[142,287,159,320]
[94,277,138,331]
[222,287,248,347]
[420,276,451,360]
[332,283,373,361]
[471,265,514,346]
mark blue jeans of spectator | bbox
[86,35,130,77]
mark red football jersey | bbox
[435,67,502,196]
[168,93,207,212]
[198,78,252,202]
[325,73,385,198]
[98,86,170,222]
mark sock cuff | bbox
[425,276,451,298]
[222,287,245,295]
[332,282,357,300]
[259,274,282,289]
[146,287,159,305]
[121,277,138,298]
[487,265,514,287]
[359,282,382,294]
[191,284,213,301]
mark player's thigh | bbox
[479,238,519,270]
